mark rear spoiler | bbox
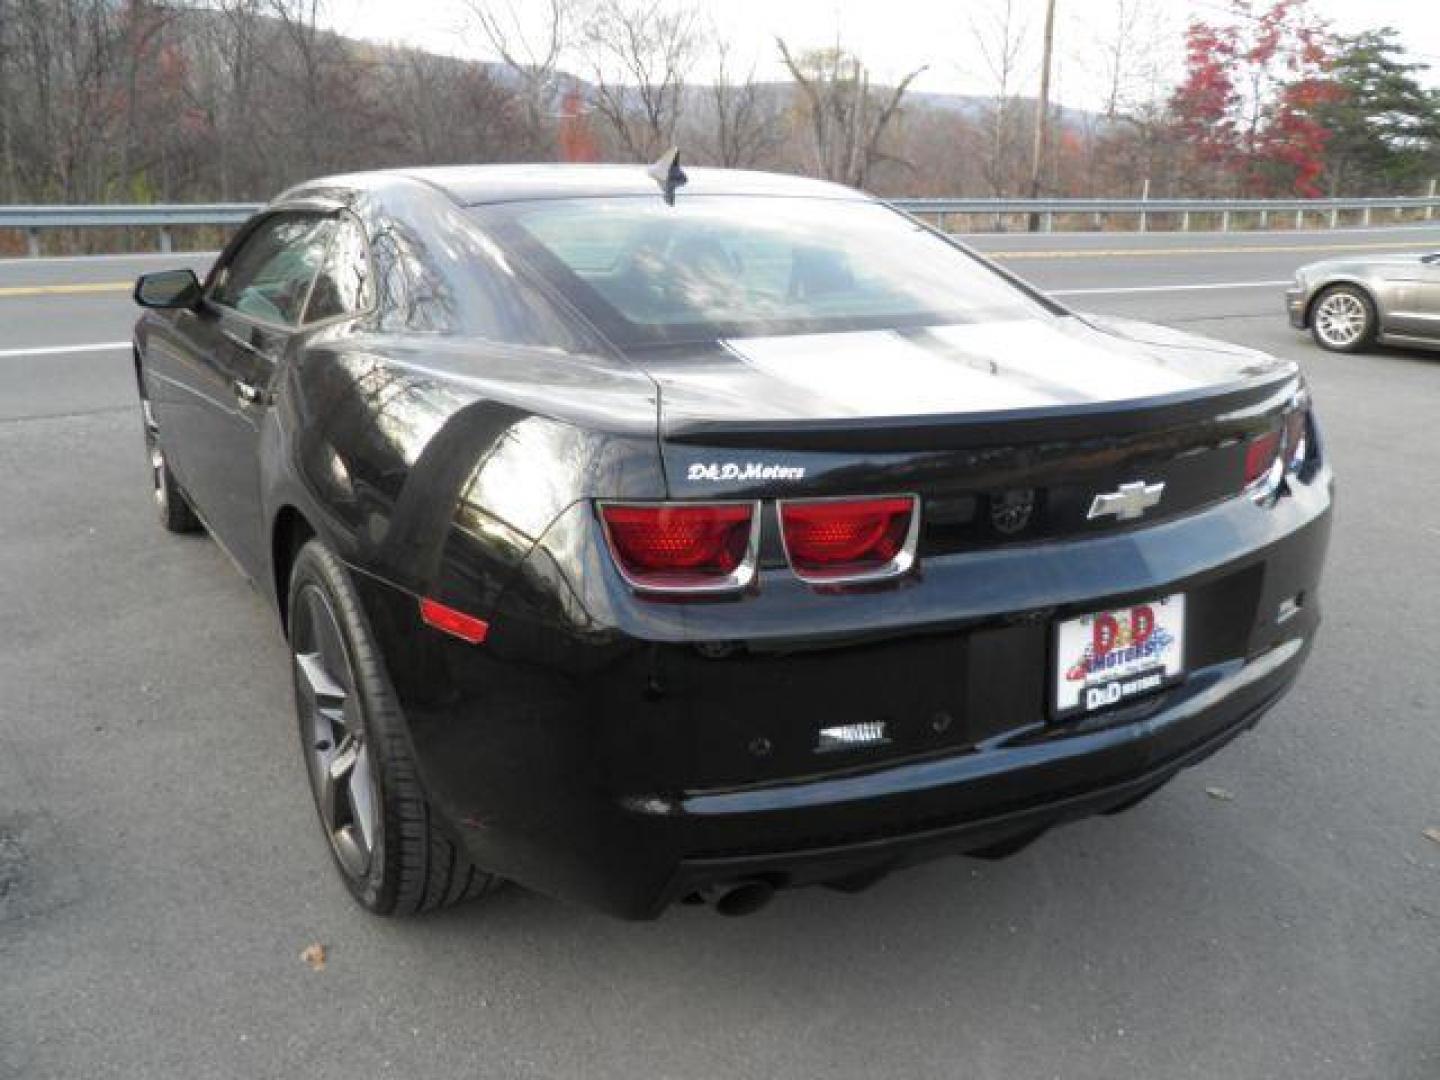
[662,371,1301,452]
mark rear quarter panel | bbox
[264,332,666,628]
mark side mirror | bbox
[134,268,202,309]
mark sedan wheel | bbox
[1311,285,1377,353]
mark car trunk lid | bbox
[633,315,1300,549]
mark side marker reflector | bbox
[419,598,489,645]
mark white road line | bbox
[0,341,130,359]
[1050,279,1291,296]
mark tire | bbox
[1309,284,1377,353]
[139,390,202,534]
[286,538,498,915]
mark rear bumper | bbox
[660,636,1304,909]
[357,470,1332,919]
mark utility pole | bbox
[1027,0,1058,231]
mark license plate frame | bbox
[1052,594,1186,719]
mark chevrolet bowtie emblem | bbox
[1087,480,1165,522]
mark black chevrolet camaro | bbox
[131,164,1332,919]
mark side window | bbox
[369,218,460,334]
[210,213,334,326]
[305,215,375,323]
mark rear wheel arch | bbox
[272,505,317,631]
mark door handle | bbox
[233,379,263,405]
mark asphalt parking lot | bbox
[1,230,1438,1079]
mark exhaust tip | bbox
[712,879,776,917]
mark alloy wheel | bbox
[1314,291,1367,348]
[290,583,380,880]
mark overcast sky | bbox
[330,0,1440,113]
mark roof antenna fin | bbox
[646,147,687,206]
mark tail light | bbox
[1243,428,1283,492]
[599,502,759,594]
[779,495,919,583]
[1244,395,1312,501]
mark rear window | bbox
[478,196,1051,345]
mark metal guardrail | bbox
[2,195,1439,255]
[890,195,1440,233]
[0,203,258,256]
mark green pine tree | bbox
[1317,28,1440,195]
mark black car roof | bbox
[283,164,868,208]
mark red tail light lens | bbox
[600,502,758,593]
[1243,429,1282,489]
[779,496,918,583]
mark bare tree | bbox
[577,0,696,161]
[117,2,183,196]
[0,0,18,201]
[465,0,568,159]
[969,0,1028,196]
[1098,0,1140,119]
[776,37,924,190]
[897,106,988,197]
[1067,0,1170,196]
[1086,0,1171,120]
[688,38,782,168]
[11,0,130,202]
[266,0,333,174]
[377,48,529,164]
[214,0,265,197]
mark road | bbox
[1,227,1438,1080]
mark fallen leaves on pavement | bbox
[1424,828,1440,846]
[300,943,326,972]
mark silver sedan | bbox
[1287,252,1440,353]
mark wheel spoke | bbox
[332,828,369,878]
[347,743,378,854]
[329,735,359,788]
[327,735,373,876]
[309,600,351,699]
[294,650,346,712]
[315,733,357,830]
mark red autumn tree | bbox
[1169,0,1338,196]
